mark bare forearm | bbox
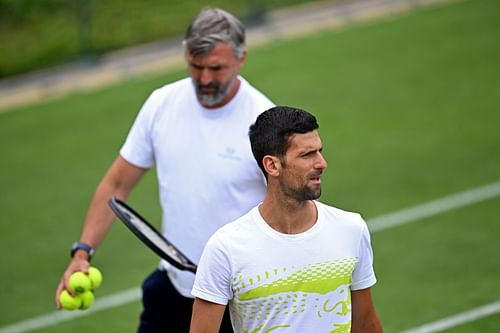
[351,311,383,333]
[79,156,146,250]
[79,179,130,249]
[351,288,383,333]
[190,298,226,333]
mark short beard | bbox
[280,178,322,202]
[194,77,235,107]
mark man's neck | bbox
[259,196,317,235]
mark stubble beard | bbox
[280,178,322,202]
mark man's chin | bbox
[198,94,225,108]
[306,188,321,201]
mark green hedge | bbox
[0,0,312,78]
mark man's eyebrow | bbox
[299,146,322,155]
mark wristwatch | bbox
[70,242,95,261]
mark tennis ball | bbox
[59,290,82,310]
[69,271,92,293]
[88,266,103,289]
[79,291,95,310]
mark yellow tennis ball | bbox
[69,272,92,293]
[88,266,103,289]
[59,290,82,310]
[78,291,95,310]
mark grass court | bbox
[0,0,499,331]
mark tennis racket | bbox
[108,196,197,273]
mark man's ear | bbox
[263,155,281,177]
[238,48,247,68]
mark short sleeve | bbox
[191,231,233,305]
[119,91,159,169]
[351,219,377,290]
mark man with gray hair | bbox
[55,7,274,332]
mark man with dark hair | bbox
[190,106,383,333]
[55,7,274,333]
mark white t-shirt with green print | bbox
[192,201,377,333]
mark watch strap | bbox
[70,242,94,260]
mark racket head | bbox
[108,197,197,273]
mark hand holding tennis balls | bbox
[61,266,103,311]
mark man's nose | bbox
[200,69,213,85]
[315,153,328,169]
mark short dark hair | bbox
[249,106,319,177]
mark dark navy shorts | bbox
[137,269,233,333]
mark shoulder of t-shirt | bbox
[203,207,257,259]
[137,77,191,120]
[316,201,367,229]
[212,205,259,239]
[239,76,275,111]
[149,77,192,101]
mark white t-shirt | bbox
[120,76,274,297]
[192,202,377,333]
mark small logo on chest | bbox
[218,146,242,161]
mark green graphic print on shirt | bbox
[231,257,358,333]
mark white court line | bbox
[1,180,500,333]
[398,300,500,333]
[369,180,500,232]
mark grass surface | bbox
[1,0,499,331]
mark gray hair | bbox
[183,7,246,59]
